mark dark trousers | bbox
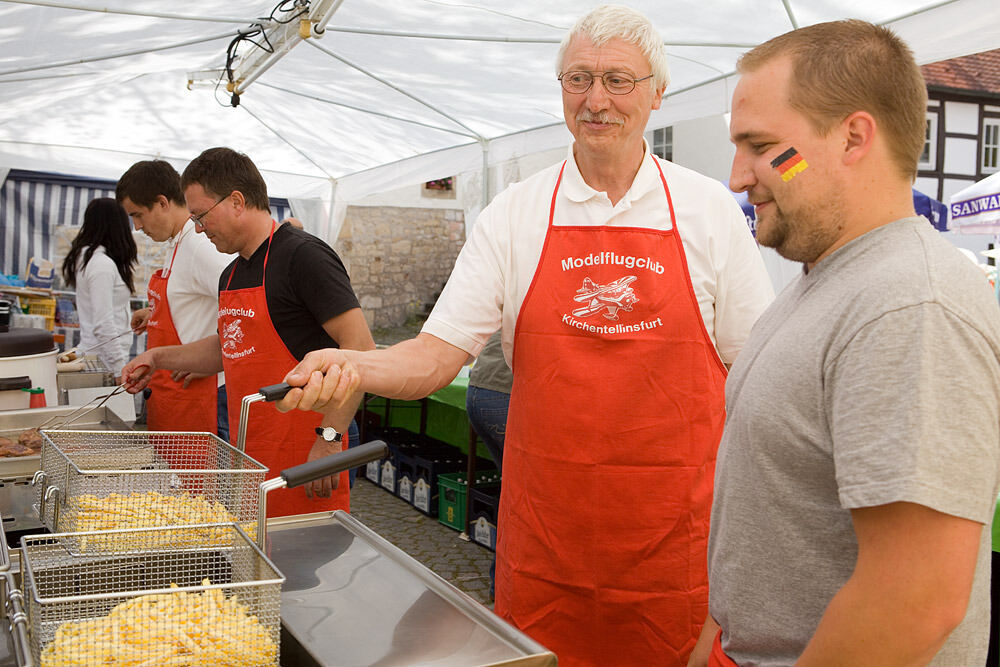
[217,384,229,443]
[989,550,998,667]
[465,385,510,598]
[465,386,509,473]
[347,419,360,488]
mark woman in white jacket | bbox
[60,198,137,379]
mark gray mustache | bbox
[576,112,624,125]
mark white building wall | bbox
[944,100,980,134]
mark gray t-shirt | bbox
[708,217,1000,666]
[469,331,513,394]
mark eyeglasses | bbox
[190,192,231,227]
[558,70,654,95]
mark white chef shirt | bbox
[75,247,131,376]
[160,220,234,385]
[161,220,234,342]
[422,143,775,366]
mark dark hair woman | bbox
[61,198,137,378]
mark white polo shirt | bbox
[422,144,774,366]
[160,220,234,384]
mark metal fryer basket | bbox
[19,523,284,666]
[33,430,267,542]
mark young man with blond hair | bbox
[693,20,1000,667]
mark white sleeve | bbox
[191,240,232,298]
[713,202,775,365]
[81,256,128,375]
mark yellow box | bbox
[23,296,56,330]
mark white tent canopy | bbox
[2,0,1000,242]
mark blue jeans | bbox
[347,419,360,488]
[465,386,509,472]
[217,384,230,443]
[465,385,510,598]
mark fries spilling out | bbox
[40,580,277,666]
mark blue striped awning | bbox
[1,168,292,280]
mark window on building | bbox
[424,176,453,191]
[651,126,673,161]
[983,118,1000,173]
[918,113,937,170]
[422,175,456,199]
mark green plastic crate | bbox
[437,470,500,532]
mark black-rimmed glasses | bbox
[190,192,231,227]
[558,71,653,95]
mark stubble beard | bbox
[757,198,845,265]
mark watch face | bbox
[317,427,341,442]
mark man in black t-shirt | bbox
[219,222,358,361]
[122,147,375,511]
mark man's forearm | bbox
[151,335,224,375]
[321,388,363,434]
[795,503,980,666]
[347,333,470,401]
[795,575,956,666]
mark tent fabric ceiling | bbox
[1,0,1000,231]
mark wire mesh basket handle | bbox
[255,439,388,548]
[236,383,293,452]
[2,572,32,667]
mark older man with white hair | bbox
[276,5,773,665]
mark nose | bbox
[585,77,612,109]
[728,149,756,194]
[130,217,142,231]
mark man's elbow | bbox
[908,577,975,652]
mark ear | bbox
[651,86,665,111]
[841,111,876,166]
[230,190,247,214]
[155,194,170,210]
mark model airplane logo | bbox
[221,318,245,351]
[572,275,638,320]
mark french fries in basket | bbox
[62,491,257,548]
[41,580,276,667]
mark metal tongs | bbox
[35,363,147,431]
[57,329,133,363]
[34,384,132,431]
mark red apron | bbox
[494,160,727,666]
[219,223,348,518]
[710,630,739,667]
[146,234,218,434]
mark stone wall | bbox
[336,205,465,330]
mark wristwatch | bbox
[314,426,343,442]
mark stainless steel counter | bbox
[0,406,132,544]
[268,511,555,667]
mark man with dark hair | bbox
[693,19,1000,667]
[122,147,375,516]
[117,160,233,439]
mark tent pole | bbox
[481,139,490,212]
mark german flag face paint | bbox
[771,147,808,182]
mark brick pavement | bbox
[348,475,495,608]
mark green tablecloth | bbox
[993,496,999,553]
[365,376,490,458]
